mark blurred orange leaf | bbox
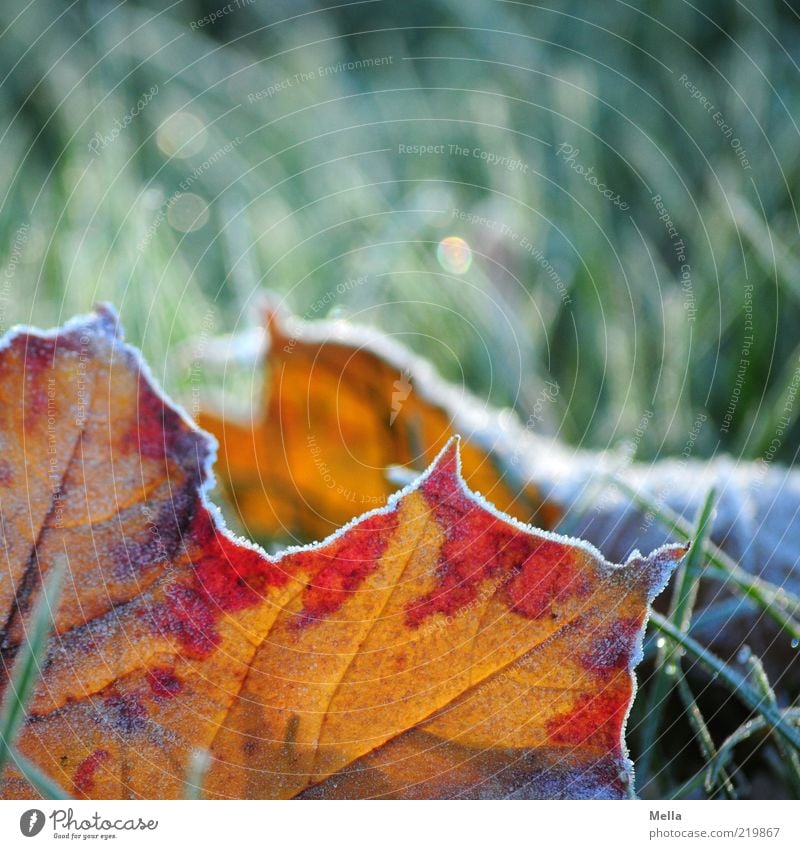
[198,302,558,544]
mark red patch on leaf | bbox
[147,667,183,699]
[291,511,399,626]
[73,749,110,794]
[504,549,589,619]
[132,370,210,471]
[151,583,221,659]
[546,690,628,753]
[190,503,290,611]
[405,446,587,626]
[146,501,294,657]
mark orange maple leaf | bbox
[0,308,682,799]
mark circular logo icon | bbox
[19,810,46,837]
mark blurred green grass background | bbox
[2,0,800,801]
[2,0,798,464]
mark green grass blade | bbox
[0,557,67,777]
[650,613,800,751]
[670,768,714,800]
[676,674,735,798]
[8,750,72,800]
[746,653,800,797]
[610,476,800,639]
[636,488,717,790]
[705,711,800,789]
[665,488,717,640]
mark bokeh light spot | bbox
[437,236,473,275]
[157,112,207,158]
[167,193,210,233]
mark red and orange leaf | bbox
[0,308,682,800]
[198,302,557,544]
